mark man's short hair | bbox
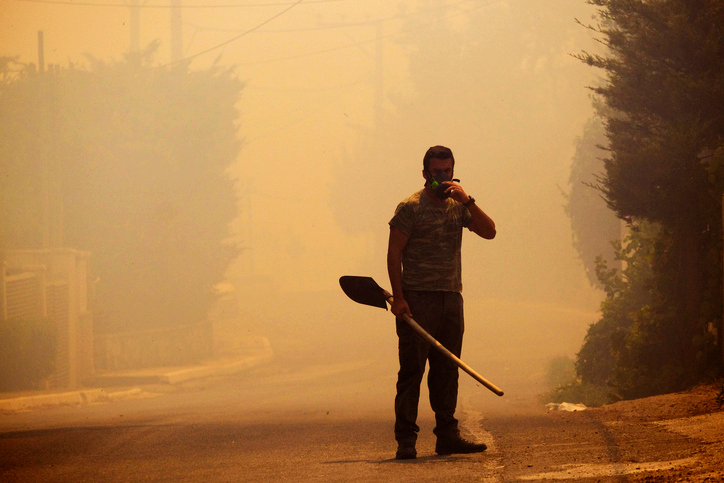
[423,145,455,171]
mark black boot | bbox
[395,443,417,460]
[435,434,487,455]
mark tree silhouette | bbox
[575,0,724,394]
[0,47,244,332]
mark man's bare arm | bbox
[442,182,496,240]
[466,202,496,239]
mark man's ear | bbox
[422,169,433,187]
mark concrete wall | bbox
[94,322,212,371]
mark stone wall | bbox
[94,322,212,371]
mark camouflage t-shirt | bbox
[389,189,473,292]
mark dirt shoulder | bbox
[591,382,723,423]
[590,382,724,482]
[483,381,724,482]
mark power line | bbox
[188,13,403,34]
[72,0,306,74]
[231,0,502,67]
[17,0,349,7]
[22,0,500,72]
[184,0,484,33]
[174,0,495,68]
[156,0,306,68]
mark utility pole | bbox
[170,0,183,62]
[37,31,63,249]
[37,31,45,73]
[128,0,141,53]
[374,21,384,132]
[39,31,50,250]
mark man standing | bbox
[387,145,496,460]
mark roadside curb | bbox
[83,342,274,387]
[158,351,273,384]
[0,387,143,412]
[0,338,273,412]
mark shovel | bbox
[339,276,504,397]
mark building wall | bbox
[1,248,93,389]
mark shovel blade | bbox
[339,276,388,310]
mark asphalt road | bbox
[0,351,705,482]
[0,351,504,482]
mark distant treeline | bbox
[0,43,243,333]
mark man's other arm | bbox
[387,226,412,318]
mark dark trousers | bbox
[394,290,464,444]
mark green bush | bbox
[540,356,616,408]
[0,317,57,391]
[544,355,577,389]
[576,220,721,400]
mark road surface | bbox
[0,350,718,482]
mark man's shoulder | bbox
[402,190,423,203]
[396,190,424,208]
[390,191,423,230]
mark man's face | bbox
[424,157,454,184]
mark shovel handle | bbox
[384,290,504,397]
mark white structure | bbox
[1,248,94,389]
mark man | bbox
[387,145,496,460]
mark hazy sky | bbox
[0,0,606,322]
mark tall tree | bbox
[0,47,243,332]
[576,0,724,393]
[565,100,621,288]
